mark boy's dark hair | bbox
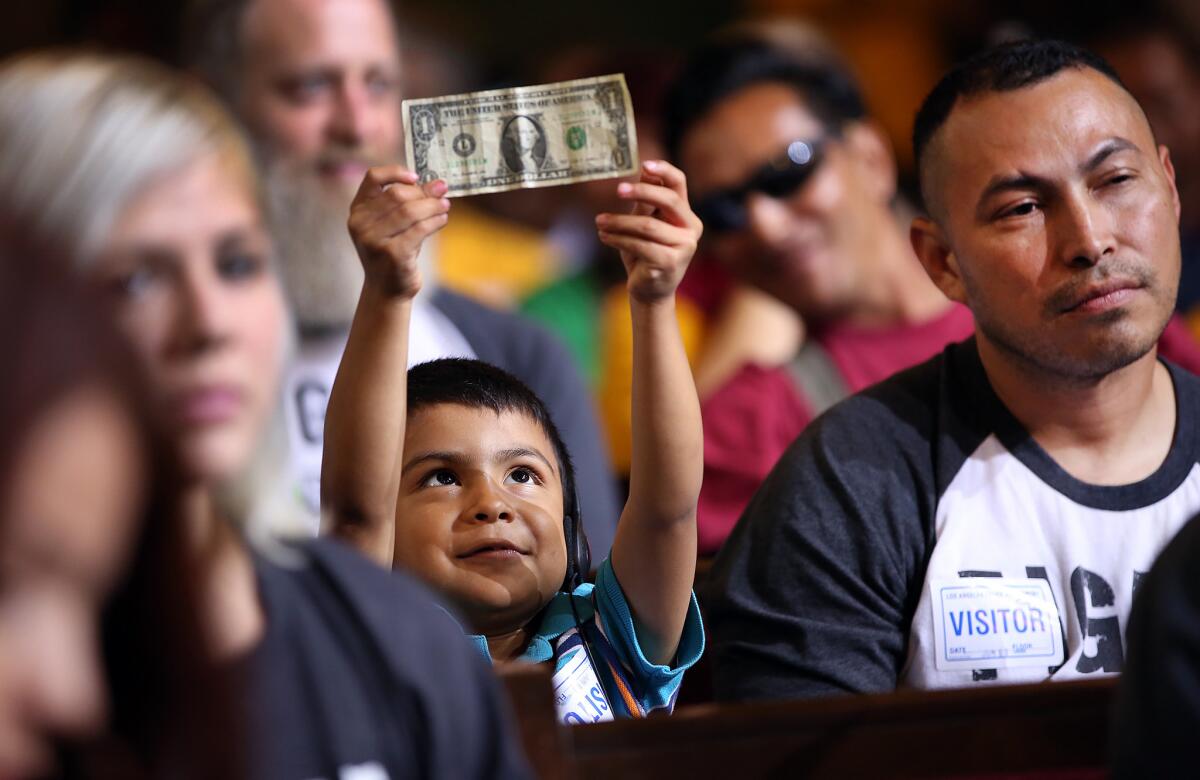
[912,39,1125,209]
[407,358,578,518]
[663,39,867,165]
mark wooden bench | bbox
[503,665,1116,779]
[570,679,1115,779]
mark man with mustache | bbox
[708,39,1200,701]
[667,36,1200,557]
[184,0,619,550]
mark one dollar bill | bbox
[403,74,639,197]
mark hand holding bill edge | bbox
[596,160,703,305]
[347,166,450,301]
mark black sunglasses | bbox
[693,139,826,235]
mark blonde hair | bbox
[0,50,313,541]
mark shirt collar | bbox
[469,583,596,663]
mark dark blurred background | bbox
[5,0,1196,185]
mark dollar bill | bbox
[403,74,639,197]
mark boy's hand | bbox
[596,160,703,304]
[347,166,451,300]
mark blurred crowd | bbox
[4,0,1200,777]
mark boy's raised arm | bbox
[597,160,704,666]
[322,167,451,566]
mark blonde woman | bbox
[0,51,528,779]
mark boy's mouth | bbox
[458,539,529,559]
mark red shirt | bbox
[699,304,974,555]
[698,308,1200,555]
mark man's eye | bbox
[216,251,265,282]
[998,201,1038,219]
[366,73,399,99]
[281,76,328,103]
[422,469,458,487]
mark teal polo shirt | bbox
[468,558,705,719]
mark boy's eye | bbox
[421,469,459,487]
[505,467,541,486]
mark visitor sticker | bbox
[552,638,614,726]
[931,577,1065,671]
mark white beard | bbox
[264,161,364,331]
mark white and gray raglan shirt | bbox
[708,338,1200,701]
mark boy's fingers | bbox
[421,178,450,199]
[357,165,421,200]
[615,182,692,227]
[369,210,450,257]
[597,231,670,263]
[353,197,451,247]
[354,192,450,234]
[381,197,452,236]
[596,214,689,246]
[397,210,451,245]
[640,160,688,199]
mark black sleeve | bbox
[1112,514,1200,779]
[706,384,940,702]
[409,597,534,780]
[432,290,621,557]
[308,539,533,779]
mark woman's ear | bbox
[843,120,897,204]
[910,216,967,305]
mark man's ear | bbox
[910,216,968,304]
[843,120,897,204]
[1160,144,1182,225]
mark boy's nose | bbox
[469,481,515,522]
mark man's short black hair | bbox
[912,39,1125,209]
[407,358,577,516]
[663,39,867,165]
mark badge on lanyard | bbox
[930,577,1065,671]
[552,631,614,726]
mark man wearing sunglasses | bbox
[707,39,1200,703]
[664,39,973,554]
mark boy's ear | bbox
[910,216,968,305]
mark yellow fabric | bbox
[597,286,706,474]
[436,203,562,309]
[1188,307,1200,344]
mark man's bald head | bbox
[913,39,1128,219]
[184,0,405,328]
[184,0,401,105]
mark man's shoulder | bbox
[802,342,957,452]
[765,337,990,505]
[1167,356,1200,399]
[431,288,572,371]
[431,288,559,342]
[272,537,466,644]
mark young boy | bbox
[322,160,704,722]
